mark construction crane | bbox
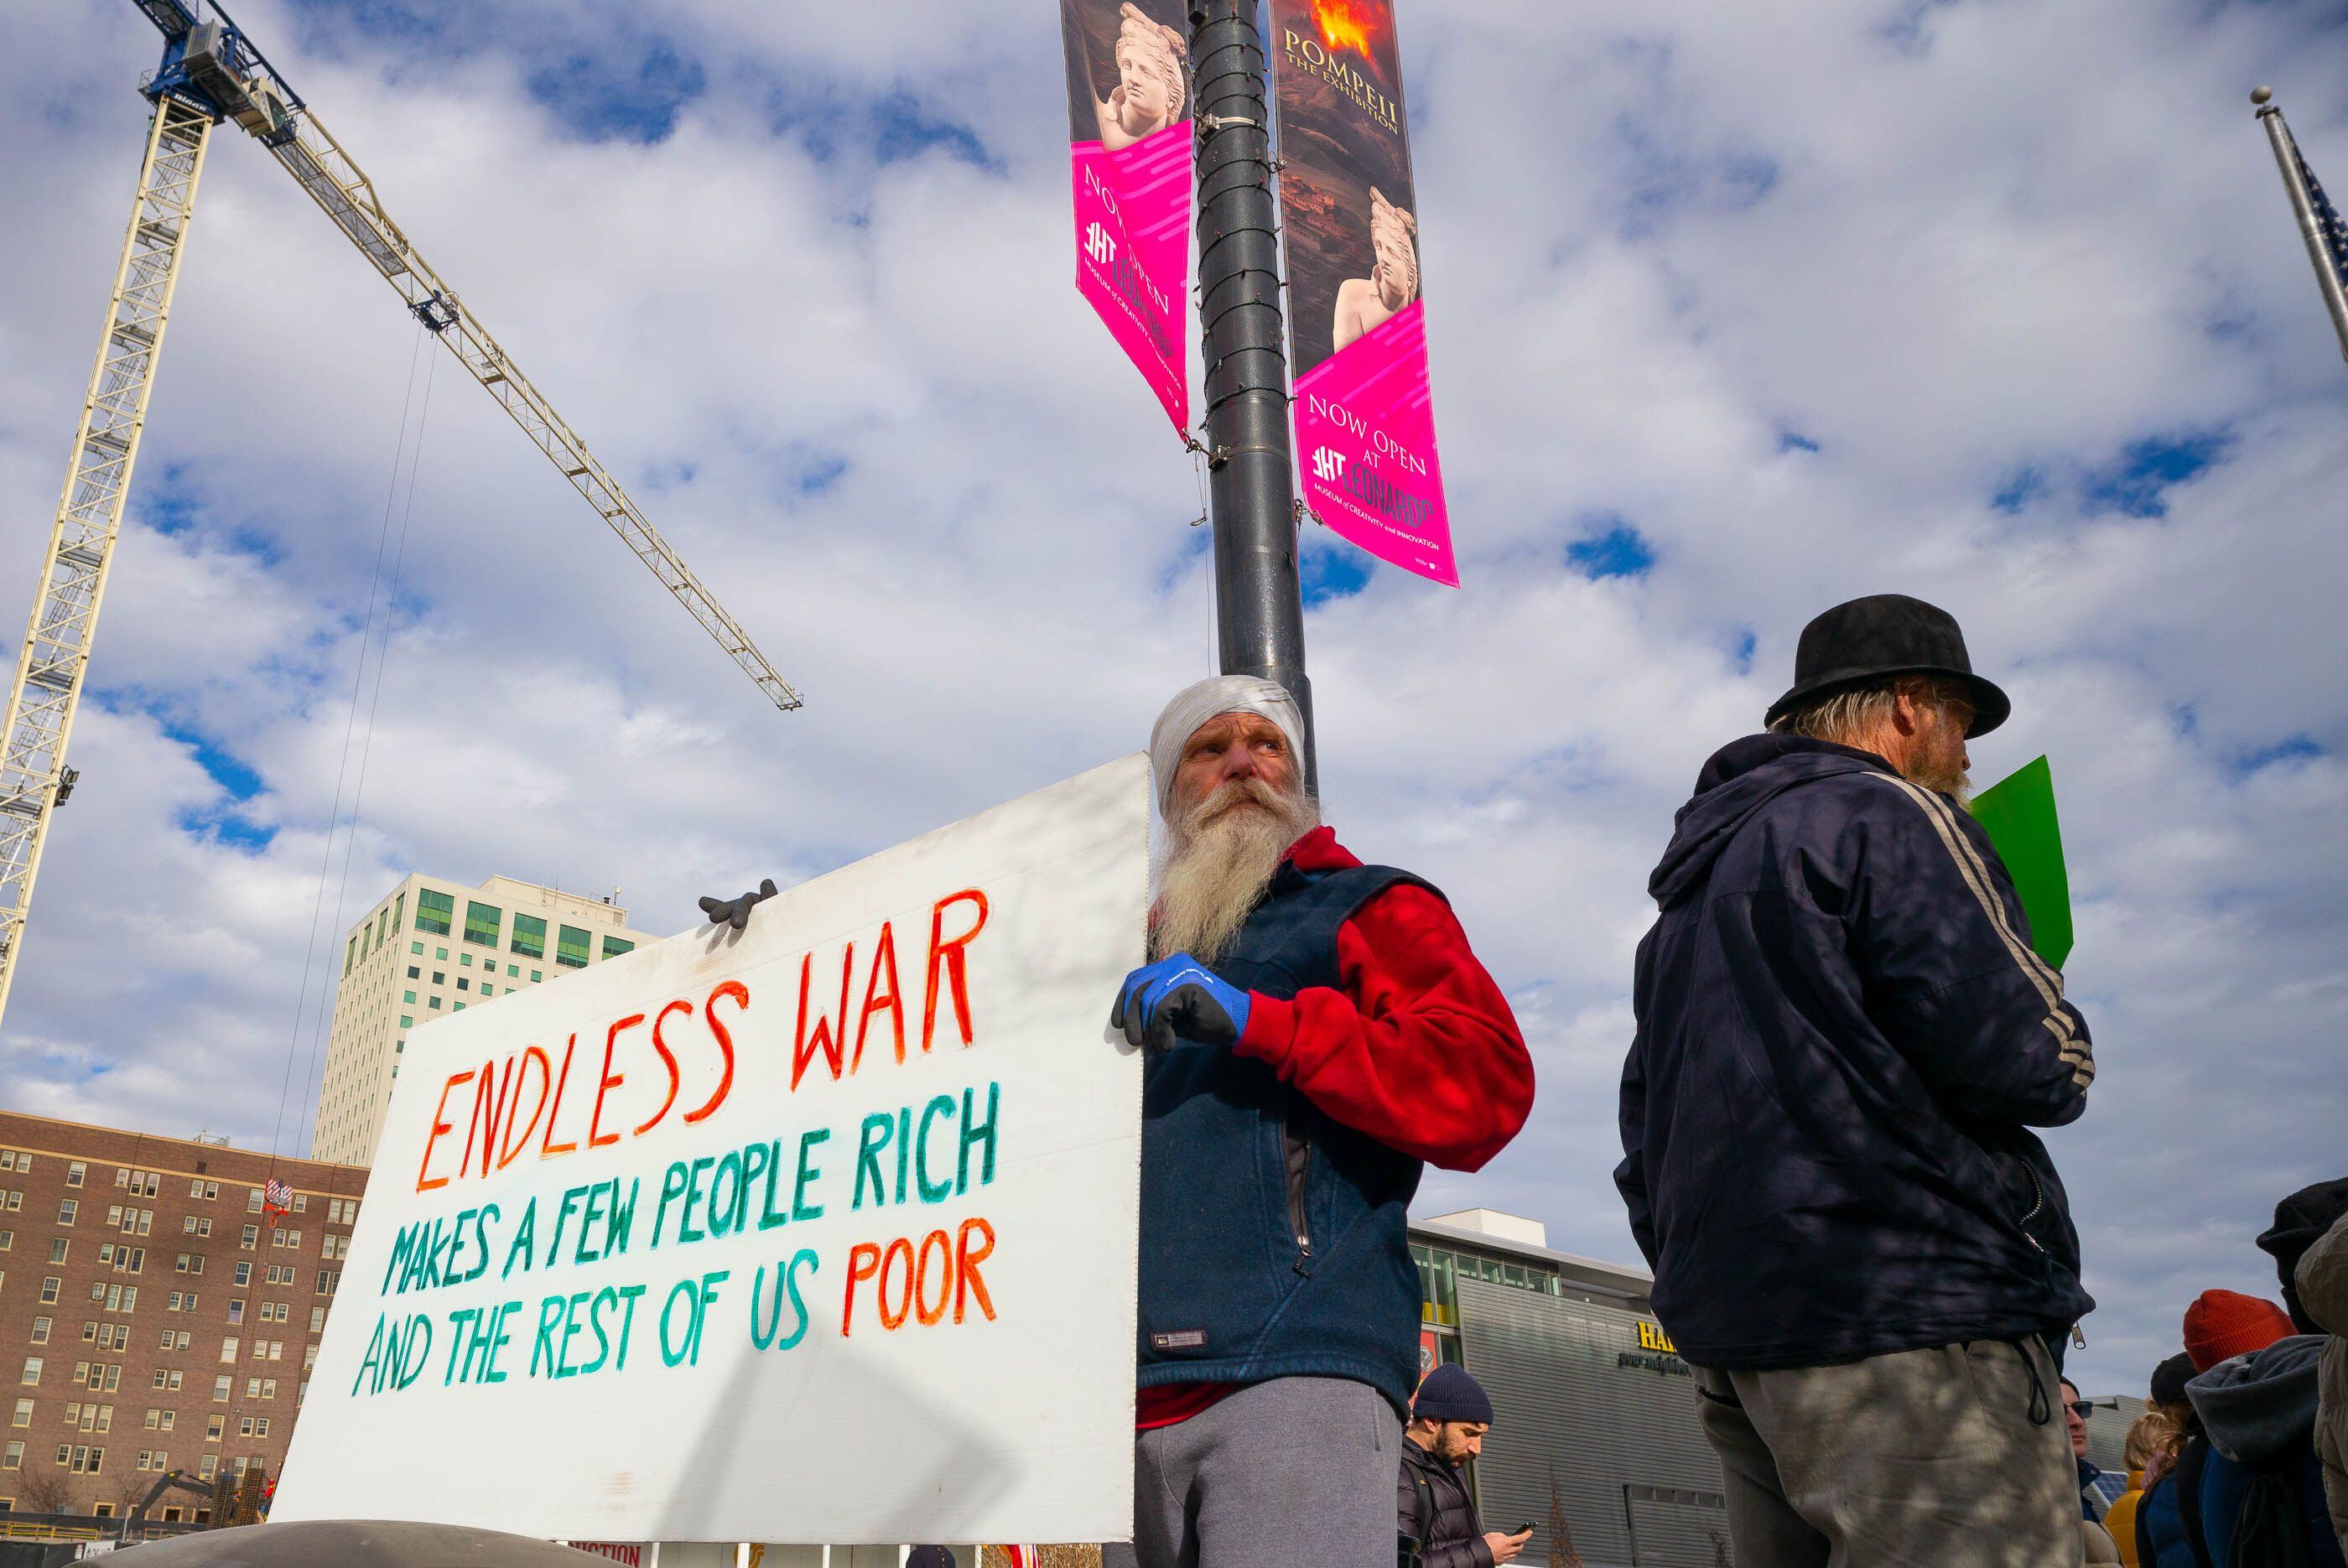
[0,0,803,1025]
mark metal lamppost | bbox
[1188,0,1317,791]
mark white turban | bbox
[1148,674,1306,813]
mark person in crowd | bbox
[2108,1409,2173,1567]
[2148,1354,2200,1488]
[906,1551,955,1568]
[1614,594,2093,1568]
[2258,1178,2348,1547]
[2070,1378,2127,1561]
[1106,675,1533,1568]
[2180,1285,2344,1567]
[1398,1364,1534,1568]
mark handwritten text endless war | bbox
[351,888,1005,1399]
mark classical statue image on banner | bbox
[1332,185,1420,353]
[1093,3,1189,151]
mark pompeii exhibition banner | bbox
[272,756,1150,1546]
[1063,0,1192,434]
[1269,0,1457,585]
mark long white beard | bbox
[1151,777,1321,962]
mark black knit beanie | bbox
[1413,1363,1495,1425]
[2149,1351,2195,1408]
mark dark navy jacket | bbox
[1615,735,2095,1369]
[1137,860,1431,1414]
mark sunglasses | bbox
[2068,1400,2094,1420]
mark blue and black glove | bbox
[1110,953,1252,1051]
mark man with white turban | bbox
[1102,674,1535,1568]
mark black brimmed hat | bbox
[1765,594,2010,738]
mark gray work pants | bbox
[1102,1375,1400,1568]
[1695,1338,2076,1568]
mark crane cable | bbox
[262,322,438,1180]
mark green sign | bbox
[1968,755,2072,969]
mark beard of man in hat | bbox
[1617,594,2096,1568]
[1096,674,1535,1568]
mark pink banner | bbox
[1294,302,1452,584]
[1270,0,1457,584]
[1063,0,1192,434]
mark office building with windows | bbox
[309,875,662,1166]
[0,1111,365,1521]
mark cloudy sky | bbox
[4,0,2346,1395]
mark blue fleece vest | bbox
[1135,859,1435,1415]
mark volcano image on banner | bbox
[1062,0,1192,434]
[1269,0,1457,585]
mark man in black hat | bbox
[1615,594,2096,1568]
[1399,1365,1531,1567]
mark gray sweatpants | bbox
[1102,1376,1400,1568]
[1695,1338,2075,1568]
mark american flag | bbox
[2299,151,2348,285]
[263,1179,291,1215]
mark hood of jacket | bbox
[2187,1333,2325,1465]
[1648,735,1897,906]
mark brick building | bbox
[0,1110,366,1520]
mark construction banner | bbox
[272,757,1150,1546]
[1270,0,1457,585]
[1062,0,1192,434]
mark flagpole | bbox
[1190,0,1318,792]
[2253,86,2348,362]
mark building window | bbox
[416,889,455,935]
[48,1241,67,1264]
[409,941,422,956]
[343,937,354,975]
[27,1321,47,1347]
[399,1016,412,1030]
[39,1278,59,1304]
[9,1400,29,1428]
[603,936,635,959]
[455,978,468,992]
[406,966,418,979]
[217,1339,237,1364]
[506,963,520,978]
[403,991,416,1005]
[556,925,590,968]
[463,901,501,947]
[3,1439,20,1470]
[18,1361,39,1387]
[57,1200,75,1226]
[510,914,547,958]
[429,998,441,1010]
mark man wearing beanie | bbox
[2180,1281,2345,1566]
[2259,1178,2348,1549]
[1400,1365,1530,1567]
[1104,676,1534,1568]
[1615,595,2095,1568]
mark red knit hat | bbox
[2183,1290,2294,1372]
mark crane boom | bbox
[0,0,801,1030]
[0,96,214,1024]
[143,4,803,714]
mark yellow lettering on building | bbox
[1636,1321,1677,1353]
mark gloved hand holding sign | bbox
[1110,953,1252,1051]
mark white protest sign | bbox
[274,755,1148,1545]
